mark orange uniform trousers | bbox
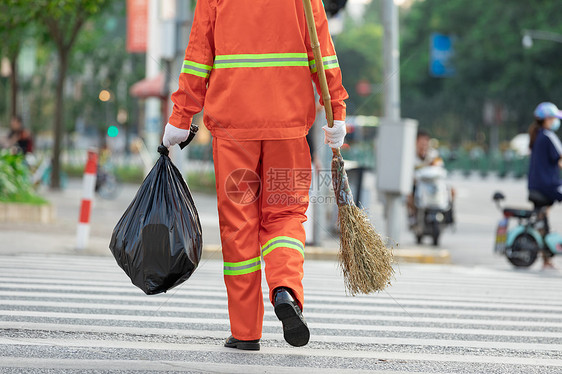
[213,136,311,341]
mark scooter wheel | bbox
[506,233,539,267]
[431,222,440,246]
[432,233,440,246]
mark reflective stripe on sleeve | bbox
[261,236,305,258]
[181,60,212,78]
[223,256,261,276]
[213,53,309,69]
[309,55,339,73]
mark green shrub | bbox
[63,163,145,184]
[186,171,216,193]
[115,165,145,184]
[62,164,84,178]
[63,162,216,193]
[0,151,47,205]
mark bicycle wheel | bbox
[506,233,539,267]
[97,173,120,199]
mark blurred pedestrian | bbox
[162,0,348,350]
[407,129,443,225]
[528,102,562,269]
[5,116,33,154]
[414,129,442,170]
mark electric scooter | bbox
[493,190,562,267]
[411,165,454,246]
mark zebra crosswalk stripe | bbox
[0,254,561,373]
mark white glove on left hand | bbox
[162,123,189,148]
[322,120,346,149]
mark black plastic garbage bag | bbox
[109,138,202,295]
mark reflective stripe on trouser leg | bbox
[259,137,311,310]
[213,137,264,341]
[262,236,305,258]
[261,236,305,309]
[224,256,262,276]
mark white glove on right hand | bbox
[322,120,346,149]
[162,123,189,148]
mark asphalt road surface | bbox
[0,254,561,373]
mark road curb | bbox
[202,245,452,264]
[392,248,452,264]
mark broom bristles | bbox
[337,204,394,295]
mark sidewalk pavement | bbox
[0,179,450,264]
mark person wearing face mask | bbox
[528,102,562,269]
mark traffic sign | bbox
[429,33,455,77]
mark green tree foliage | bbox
[68,6,145,148]
[334,1,385,116]
[335,20,384,115]
[400,0,562,146]
[1,0,113,189]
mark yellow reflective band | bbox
[261,236,304,258]
[309,55,339,73]
[181,60,212,78]
[216,53,308,60]
[213,53,310,69]
[224,256,261,276]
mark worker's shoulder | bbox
[215,0,302,11]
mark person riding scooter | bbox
[407,130,454,245]
[528,102,562,269]
[408,130,440,224]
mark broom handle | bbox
[302,0,340,157]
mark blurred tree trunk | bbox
[51,46,70,189]
[44,15,84,190]
[8,53,18,118]
[0,2,24,120]
[3,31,23,119]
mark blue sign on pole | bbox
[429,33,455,77]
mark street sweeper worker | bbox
[162,0,348,350]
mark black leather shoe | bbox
[274,288,310,347]
[224,335,260,351]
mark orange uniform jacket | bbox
[168,0,348,140]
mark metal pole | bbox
[76,149,98,251]
[382,0,402,243]
[144,0,162,173]
[312,104,326,246]
[383,0,401,122]
[160,0,192,174]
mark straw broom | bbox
[302,0,394,295]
